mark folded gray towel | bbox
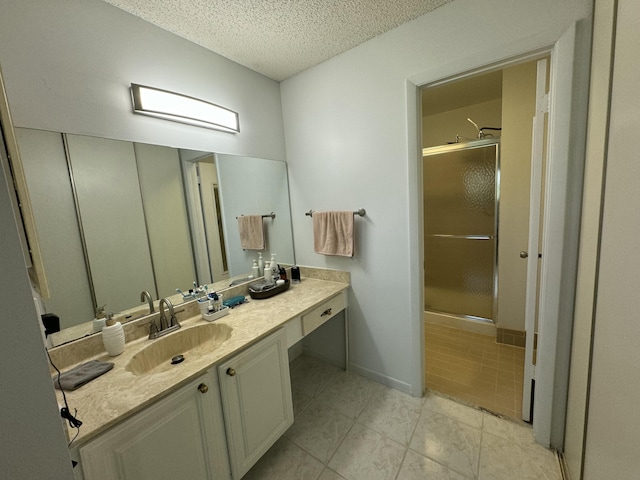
[53,360,114,391]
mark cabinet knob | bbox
[520,251,528,258]
[198,383,209,394]
[320,308,332,317]
[226,368,236,377]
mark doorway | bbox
[422,59,544,420]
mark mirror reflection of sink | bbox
[125,323,233,376]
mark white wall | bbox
[563,0,616,476]
[582,0,640,477]
[0,142,74,477]
[0,0,285,160]
[282,0,591,394]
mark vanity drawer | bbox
[302,292,346,336]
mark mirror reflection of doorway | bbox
[197,159,229,282]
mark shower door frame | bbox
[422,138,500,324]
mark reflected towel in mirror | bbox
[238,215,265,250]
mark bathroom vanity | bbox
[55,271,349,480]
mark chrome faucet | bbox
[140,290,155,314]
[148,297,181,339]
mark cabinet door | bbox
[218,328,293,479]
[79,370,230,480]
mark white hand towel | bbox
[313,211,354,257]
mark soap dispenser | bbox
[252,259,260,278]
[102,313,125,356]
[257,253,264,276]
[270,253,278,277]
[263,260,273,284]
[92,305,107,332]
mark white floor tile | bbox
[290,355,341,400]
[397,450,471,480]
[482,412,535,446]
[286,402,354,463]
[314,371,380,419]
[358,385,423,446]
[478,432,560,480]
[423,391,484,429]
[410,408,482,478]
[318,467,348,480]
[251,358,562,480]
[243,436,325,480]
[329,423,406,480]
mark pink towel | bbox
[313,211,354,257]
[238,215,265,250]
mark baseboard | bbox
[558,452,571,480]
[347,362,416,397]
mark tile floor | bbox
[425,322,525,419]
[244,354,560,480]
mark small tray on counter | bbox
[201,306,230,322]
[248,279,290,300]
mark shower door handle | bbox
[520,251,528,258]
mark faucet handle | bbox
[149,321,159,337]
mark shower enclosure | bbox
[423,139,499,322]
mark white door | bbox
[522,57,549,422]
[79,371,230,480]
[218,328,293,479]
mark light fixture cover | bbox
[130,83,239,133]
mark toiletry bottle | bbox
[263,261,273,284]
[92,304,107,332]
[252,260,260,278]
[270,253,278,278]
[102,313,125,356]
[257,253,264,276]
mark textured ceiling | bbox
[101,0,453,81]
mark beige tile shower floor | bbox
[244,354,559,480]
[425,322,525,419]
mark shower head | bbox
[467,118,482,138]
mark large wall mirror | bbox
[14,128,295,346]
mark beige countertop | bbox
[58,276,349,447]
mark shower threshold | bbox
[424,309,496,337]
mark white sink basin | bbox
[125,322,232,376]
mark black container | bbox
[248,279,290,299]
[291,266,301,282]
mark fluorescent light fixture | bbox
[130,83,239,133]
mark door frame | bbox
[408,19,592,448]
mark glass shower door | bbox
[423,140,499,321]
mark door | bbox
[79,371,230,480]
[199,160,229,281]
[423,140,499,322]
[522,57,549,422]
[218,328,293,479]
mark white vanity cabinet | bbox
[78,370,230,480]
[218,328,293,479]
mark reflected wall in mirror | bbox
[216,154,295,274]
[14,128,295,345]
